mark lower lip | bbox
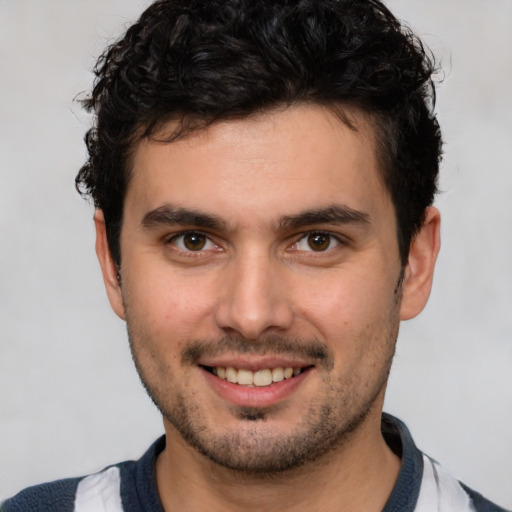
[201,367,312,408]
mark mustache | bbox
[182,334,334,370]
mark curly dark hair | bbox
[76,0,442,267]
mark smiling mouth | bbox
[202,366,311,387]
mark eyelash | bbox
[166,230,344,255]
[167,231,219,254]
[290,231,343,253]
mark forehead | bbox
[125,104,392,228]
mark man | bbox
[2,0,508,511]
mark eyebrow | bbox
[141,203,370,233]
[278,204,370,230]
[142,205,228,231]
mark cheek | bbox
[292,270,398,347]
[123,265,219,340]
[292,272,376,323]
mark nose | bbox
[213,253,294,340]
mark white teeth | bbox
[213,366,302,386]
[253,369,272,387]
[225,366,238,383]
[237,369,254,385]
[272,367,284,382]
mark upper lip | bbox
[198,356,312,371]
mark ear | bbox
[400,206,441,321]
[94,210,126,320]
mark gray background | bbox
[1,0,511,507]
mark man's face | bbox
[102,105,414,472]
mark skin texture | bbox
[95,104,440,511]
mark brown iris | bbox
[307,233,330,251]
[183,232,207,251]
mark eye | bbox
[170,231,217,252]
[294,232,340,252]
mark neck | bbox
[156,410,401,512]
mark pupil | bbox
[308,233,329,251]
[184,233,205,250]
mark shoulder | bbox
[420,454,510,512]
[381,414,510,512]
[1,438,165,512]
[1,477,81,512]
[1,465,125,512]
[461,483,511,512]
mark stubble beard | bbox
[123,267,403,475]
[126,321,399,475]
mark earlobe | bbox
[94,210,126,320]
[399,206,441,321]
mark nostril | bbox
[213,302,295,341]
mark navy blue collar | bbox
[381,413,424,512]
[126,414,422,511]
